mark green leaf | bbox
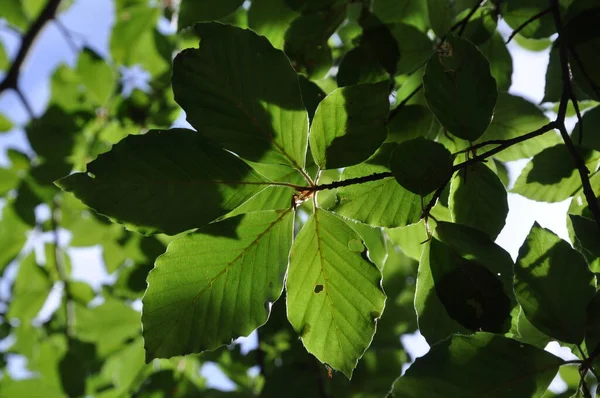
[449,163,508,239]
[178,0,244,29]
[570,214,600,259]
[109,4,172,76]
[337,46,390,88]
[390,138,453,196]
[143,210,293,360]
[427,0,456,38]
[478,31,513,91]
[416,221,517,344]
[56,129,270,235]
[476,93,559,162]
[172,23,309,169]
[543,44,562,103]
[512,144,600,202]
[7,253,52,322]
[0,113,12,132]
[391,23,434,75]
[515,223,596,344]
[76,48,115,106]
[585,291,600,356]
[298,75,326,123]
[0,0,28,29]
[572,106,600,151]
[501,0,556,39]
[332,145,428,228]
[423,35,498,141]
[286,210,386,378]
[565,6,600,101]
[0,202,29,273]
[76,297,141,357]
[371,0,428,30]
[284,6,345,79]
[248,0,299,50]
[0,166,19,197]
[387,220,430,260]
[310,82,389,169]
[386,104,439,144]
[390,333,563,398]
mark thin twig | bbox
[387,84,423,121]
[54,18,79,54]
[550,0,600,230]
[0,0,63,94]
[14,87,35,119]
[456,0,485,36]
[505,7,553,44]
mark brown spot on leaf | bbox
[314,284,324,293]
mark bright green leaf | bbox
[286,210,386,378]
[143,210,293,359]
[449,163,508,239]
[371,0,428,30]
[390,138,453,196]
[247,0,299,50]
[512,144,600,203]
[0,202,29,273]
[391,23,433,75]
[56,129,271,235]
[390,333,563,398]
[423,35,498,141]
[7,253,52,322]
[332,145,429,228]
[0,113,13,132]
[515,223,596,344]
[76,47,115,106]
[172,22,309,169]
[310,82,389,169]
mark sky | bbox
[0,0,582,392]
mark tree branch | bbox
[0,0,63,94]
[550,0,600,230]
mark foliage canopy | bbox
[1,0,600,396]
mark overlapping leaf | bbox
[515,224,596,344]
[143,210,293,360]
[286,210,386,378]
[56,129,271,235]
[172,22,308,169]
[310,82,389,169]
[390,333,563,398]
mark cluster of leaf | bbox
[1,0,600,396]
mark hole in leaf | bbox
[314,284,324,293]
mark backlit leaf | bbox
[310,82,389,169]
[515,223,596,344]
[143,210,293,359]
[172,22,309,169]
[287,210,386,378]
[56,129,270,235]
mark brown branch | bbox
[550,0,600,230]
[0,0,63,94]
[505,7,553,44]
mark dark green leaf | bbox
[371,0,428,30]
[386,104,438,143]
[427,0,457,38]
[390,138,453,196]
[172,23,309,169]
[0,202,29,273]
[391,23,434,75]
[284,6,345,79]
[449,163,508,239]
[143,210,293,359]
[298,75,326,122]
[337,46,390,87]
[423,35,498,141]
[310,82,389,169]
[178,0,244,29]
[543,44,563,103]
[515,223,596,344]
[390,333,563,398]
[570,214,600,259]
[572,106,600,151]
[287,210,386,378]
[512,144,600,202]
[501,0,556,39]
[56,129,271,235]
[333,145,429,228]
[585,291,600,356]
[478,31,513,91]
